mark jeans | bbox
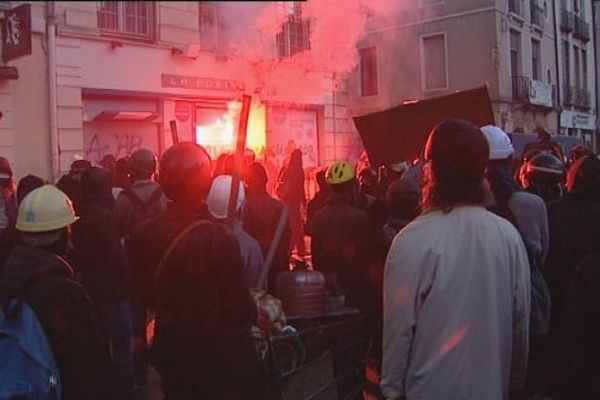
[99,300,134,397]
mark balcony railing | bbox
[574,87,591,109]
[563,86,576,106]
[560,9,574,32]
[508,0,523,17]
[573,15,590,41]
[512,76,555,108]
[530,0,544,28]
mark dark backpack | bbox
[0,298,62,400]
[121,186,164,237]
[488,196,552,336]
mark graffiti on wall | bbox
[83,123,159,164]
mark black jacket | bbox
[554,252,600,399]
[70,168,132,305]
[243,190,291,290]
[70,202,132,304]
[128,202,257,394]
[546,195,600,320]
[0,245,119,400]
[310,196,377,311]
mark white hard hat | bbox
[480,125,514,160]
[207,175,245,220]
[16,185,78,233]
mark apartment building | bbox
[349,0,597,151]
[0,1,358,181]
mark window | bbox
[276,3,310,58]
[573,45,580,88]
[359,47,378,96]
[581,49,587,89]
[199,2,218,49]
[563,40,570,87]
[510,30,521,77]
[97,2,154,39]
[421,33,448,90]
[531,39,541,80]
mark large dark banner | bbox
[353,86,495,167]
[2,4,32,62]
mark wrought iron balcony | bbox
[573,15,590,41]
[563,86,576,106]
[560,9,574,32]
[574,87,591,109]
[512,76,555,108]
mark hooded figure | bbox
[69,166,134,396]
[276,149,306,256]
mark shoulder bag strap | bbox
[154,219,211,287]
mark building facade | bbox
[0,1,359,182]
[349,0,597,152]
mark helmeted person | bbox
[113,149,166,240]
[68,166,134,396]
[567,144,595,169]
[127,143,258,398]
[521,153,565,203]
[382,175,422,248]
[545,155,600,397]
[382,119,530,400]
[310,160,377,311]
[0,185,119,399]
[207,174,265,290]
[243,162,291,291]
[113,148,166,389]
[522,127,565,162]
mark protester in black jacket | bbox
[69,167,134,396]
[243,162,291,290]
[0,185,119,400]
[546,155,600,326]
[128,143,258,399]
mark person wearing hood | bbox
[0,185,119,399]
[69,166,134,396]
[207,174,265,290]
[276,149,306,257]
[382,120,530,400]
[56,158,92,213]
[305,168,330,237]
[243,162,291,291]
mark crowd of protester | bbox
[0,119,599,400]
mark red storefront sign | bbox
[161,74,245,91]
[174,101,191,122]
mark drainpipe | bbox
[47,1,60,182]
[552,0,562,136]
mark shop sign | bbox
[528,80,553,108]
[2,3,32,62]
[161,74,245,91]
[560,110,596,130]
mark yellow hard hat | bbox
[16,185,78,233]
[326,161,356,185]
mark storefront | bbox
[560,110,597,150]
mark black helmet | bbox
[385,176,421,220]
[129,149,157,175]
[159,143,212,202]
[524,153,565,185]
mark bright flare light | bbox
[195,100,266,160]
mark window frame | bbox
[359,46,378,97]
[531,39,541,81]
[420,32,449,92]
[97,1,156,41]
